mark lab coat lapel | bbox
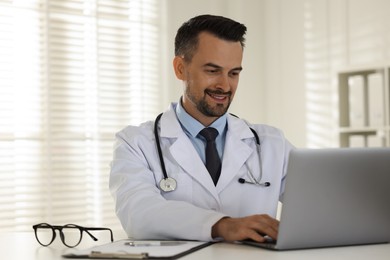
[160,107,220,201]
[170,136,219,197]
[217,116,254,192]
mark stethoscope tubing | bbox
[154,113,169,180]
[154,113,267,191]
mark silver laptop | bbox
[242,148,390,250]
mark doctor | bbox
[109,14,294,243]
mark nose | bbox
[216,74,230,91]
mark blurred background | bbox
[1,0,389,237]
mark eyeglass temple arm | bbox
[84,227,114,242]
[84,230,98,241]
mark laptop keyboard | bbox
[241,237,277,249]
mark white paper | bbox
[368,73,384,126]
[348,75,366,127]
[63,239,209,258]
[349,135,365,147]
[367,135,385,147]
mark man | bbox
[109,14,294,242]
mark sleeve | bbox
[248,121,295,203]
[279,137,295,203]
[109,125,226,241]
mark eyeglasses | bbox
[32,223,114,248]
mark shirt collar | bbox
[175,99,227,138]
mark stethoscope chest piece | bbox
[159,177,177,192]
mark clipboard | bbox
[62,239,214,259]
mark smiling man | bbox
[174,30,243,126]
[110,15,294,242]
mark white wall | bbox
[162,0,307,148]
[303,0,390,147]
[262,0,306,147]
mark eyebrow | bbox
[203,63,243,72]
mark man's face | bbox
[175,32,243,126]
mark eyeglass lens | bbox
[61,224,83,247]
[34,223,82,247]
[34,223,55,246]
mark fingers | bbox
[211,214,279,242]
[252,214,279,240]
[244,214,279,241]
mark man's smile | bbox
[205,90,232,102]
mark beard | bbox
[185,87,232,117]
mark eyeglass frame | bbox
[32,223,114,248]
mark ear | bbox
[173,56,186,80]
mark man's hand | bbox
[211,214,279,242]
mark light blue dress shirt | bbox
[175,101,227,164]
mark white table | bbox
[2,232,390,260]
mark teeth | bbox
[210,93,226,100]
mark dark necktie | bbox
[199,127,221,185]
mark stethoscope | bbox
[154,113,271,192]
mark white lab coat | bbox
[109,103,294,241]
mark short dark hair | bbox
[174,14,247,62]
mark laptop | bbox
[242,148,390,250]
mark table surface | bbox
[2,232,390,260]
